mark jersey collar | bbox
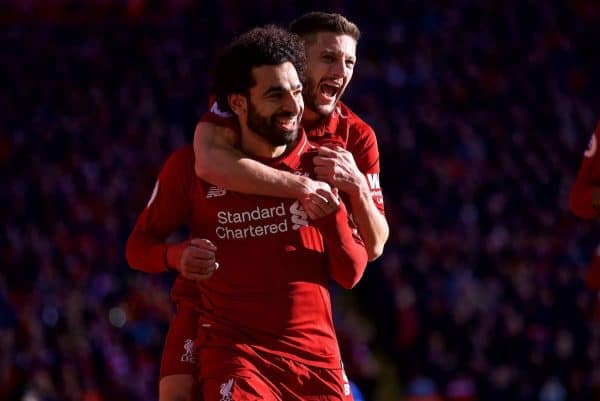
[257,129,314,170]
[302,102,346,138]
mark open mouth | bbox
[319,82,341,101]
[275,115,298,130]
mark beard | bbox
[303,75,343,117]
[246,99,299,147]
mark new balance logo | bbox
[180,338,196,363]
[207,186,226,198]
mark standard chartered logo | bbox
[215,201,308,240]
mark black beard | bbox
[246,99,298,147]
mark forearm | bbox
[201,154,309,198]
[314,203,368,289]
[194,122,308,198]
[126,227,184,274]
[348,181,389,261]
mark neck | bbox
[301,107,321,124]
[239,125,287,159]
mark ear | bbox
[228,93,247,117]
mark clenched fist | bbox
[167,238,219,281]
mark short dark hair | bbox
[289,12,360,42]
[213,25,306,113]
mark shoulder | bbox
[162,145,195,175]
[338,101,375,138]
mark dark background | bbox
[2,0,600,400]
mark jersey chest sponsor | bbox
[209,198,309,240]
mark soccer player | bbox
[127,25,367,400]
[194,12,388,262]
[143,13,386,401]
[570,121,600,293]
[570,121,600,220]
[149,12,385,401]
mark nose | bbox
[282,92,303,115]
[330,59,349,79]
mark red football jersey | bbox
[570,120,600,219]
[126,131,368,368]
[202,100,385,214]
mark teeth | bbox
[320,83,340,98]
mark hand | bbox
[313,145,367,196]
[302,187,341,220]
[178,239,219,281]
[297,175,336,205]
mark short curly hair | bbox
[213,25,306,113]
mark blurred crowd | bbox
[2,0,600,400]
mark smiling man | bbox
[127,25,367,400]
[132,13,386,401]
[194,12,388,262]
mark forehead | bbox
[307,32,357,58]
[249,62,301,92]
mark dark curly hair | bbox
[289,12,360,42]
[213,25,306,113]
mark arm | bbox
[126,148,218,280]
[314,145,389,260]
[569,182,600,220]
[193,121,333,199]
[570,124,600,220]
[312,201,369,289]
[305,187,368,289]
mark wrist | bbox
[348,175,370,203]
[165,242,186,272]
[294,175,313,199]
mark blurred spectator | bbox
[2,1,600,400]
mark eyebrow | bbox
[320,49,355,61]
[263,84,303,96]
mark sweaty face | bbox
[303,32,357,119]
[246,62,304,147]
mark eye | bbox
[345,60,355,68]
[322,54,335,63]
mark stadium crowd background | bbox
[2,0,600,400]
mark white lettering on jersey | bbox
[366,173,380,190]
[213,201,314,240]
[585,133,597,158]
[215,202,290,240]
[290,200,308,230]
[147,180,159,208]
[341,362,351,396]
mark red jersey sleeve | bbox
[199,99,239,131]
[126,146,194,273]
[343,106,385,214]
[570,121,600,219]
[312,201,368,289]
